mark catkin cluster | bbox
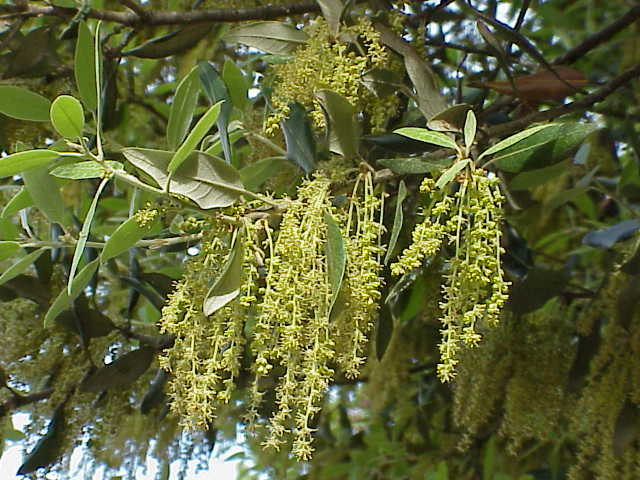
[265,16,398,134]
[248,173,384,459]
[159,217,258,428]
[159,174,384,460]
[392,168,509,381]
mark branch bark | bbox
[0,1,321,26]
[487,63,640,138]
[553,5,640,65]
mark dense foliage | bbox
[0,1,639,479]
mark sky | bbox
[0,414,243,480]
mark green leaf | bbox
[489,123,597,172]
[427,104,472,132]
[67,177,109,294]
[0,248,46,287]
[75,22,97,111]
[478,124,555,160]
[324,212,346,313]
[50,160,107,179]
[0,86,51,122]
[168,101,223,173]
[582,220,640,249]
[316,90,359,159]
[435,159,470,189]
[394,128,459,151]
[0,149,60,178]
[507,268,568,315]
[223,59,249,111]
[0,241,21,262]
[167,66,200,151]
[199,62,233,164]
[22,166,67,225]
[44,258,100,327]
[101,215,161,262]
[224,22,309,54]
[123,148,243,209]
[80,347,156,392]
[1,188,33,218]
[239,156,291,191]
[123,25,212,58]
[203,230,244,316]
[463,110,477,151]
[17,406,65,475]
[378,157,451,174]
[509,162,568,191]
[317,0,344,35]
[282,103,317,174]
[50,95,85,138]
[384,180,408,265]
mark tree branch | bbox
[553,5,640,65]
[487,63,640,138]
[0,1,321,26]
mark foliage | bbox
[0,1,639,479]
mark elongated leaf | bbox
[75,22,97,111]
[464,110,477,151]
[0,241,21,262]
[203,231,243,316]
[0,248,46,287]
[168,101,223,172]
[45,259,100,327]
[101,215,161,262]
[239,156,291,191]
[384,181,408,265]
[81,347,155,392]
[582,220,640,249]
[50,95,85,138]
[1,188,33,218]
[317,0,344,34]
[478,124,555,160]
[394,128,459,151]
[68,177,109,294]
[224,22,308,55]
[0,86,51,122]
[435,159,470,189]
[199,62,233,164]
[509,162,568,191]
[17,406,64,475]
[167,66,200,151]
[316,90,359,159]
[282,103,317,174]
[489,123,597,172]
[427,104,472,132]
[375,23,446,120]
[0,149,60,178]
[378,157,450,175]
[50,161,107,180]
[22,166,67,225]
[123,148,243,209]
[507,268,568,315]
[222,59,249,111]
[324,212,346,313]
[123,25,212,58]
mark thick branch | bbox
[487,63,640,138]
[1,389,52,416]
[0,1,320,25]
[553,5,640,65]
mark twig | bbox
[118,0,149,20]
[0,1,321,26]
[553,5,640,66]
[487,63,640,138]
[0,389,52,414]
